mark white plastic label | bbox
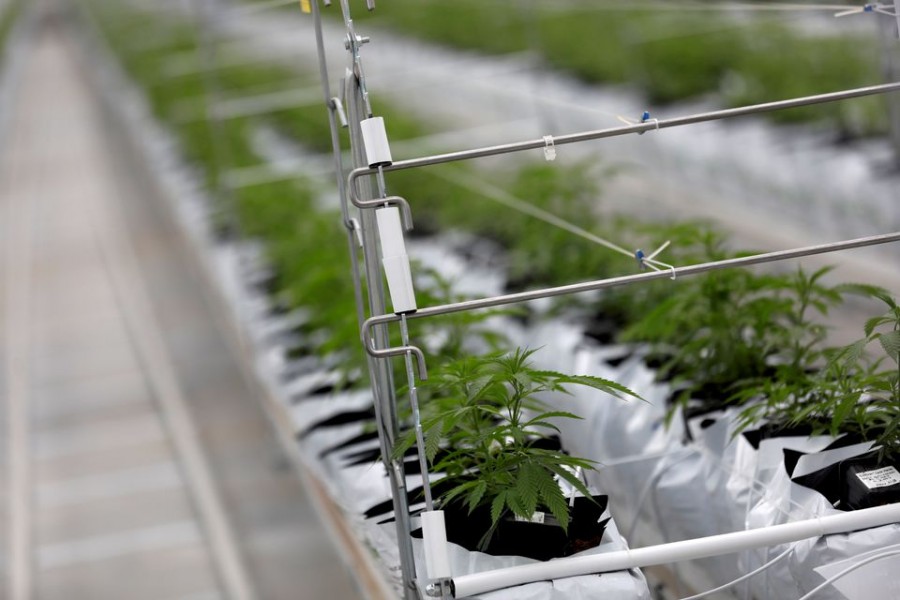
[376,207,417,314]
[360,117,393,167]
[421,510,452,579]
[856,466,900,490]
[514,511,546,524]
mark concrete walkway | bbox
[0,13,359,600]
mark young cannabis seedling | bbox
[734,267,846,432]
[401,348,637,549]
[622,235,792,409]
[813,285,900,459]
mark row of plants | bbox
[86,0,386,379]
[84,0,646,552]
[88,0,898,565]
[340,0,887,137]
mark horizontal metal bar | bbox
[361,231,900,357]
[345,172,415,230]
[172,87,324,123]
[350,82,900,177]
[230,0,298,17]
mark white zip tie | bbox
[542,135,557,162]
[618,111,661,135]
[635,241,677,279]
[834,2,898,18]
[645,240,670,262]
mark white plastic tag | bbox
[515,511,545,524]
[856,466,900,490]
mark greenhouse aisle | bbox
[0,13,359,600]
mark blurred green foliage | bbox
[351,0,884,135]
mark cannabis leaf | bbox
[407,347,637,548]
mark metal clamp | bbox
[348,167,414,230]
[329,96,348,128]
[362,315,428,380]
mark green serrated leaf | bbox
[506,489,530,520]
[515,463,541,516]
[537,474,570,533]
[467,480,488,513]
[527,410,583,423]
[877,330,900,364]
[838,283,896,309]
[523,421,561,434]
[425,427,442,463]
[830,338,867,370]
[831,392,860,435]
[547,463,593,500]
[865,315,894,337]
[443,480,480,506]
[490,491,507,526]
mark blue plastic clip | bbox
[864,3,875,12]
[638,111,659,135]
[635,249,646,270]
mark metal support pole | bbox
[347,79,420,599]
[307,3,418,596]
[328,2,419,593]
[878,16,900,169]
[309,0,366,338]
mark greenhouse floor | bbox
[0,17,359,600]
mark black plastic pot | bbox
[840,453,900,510]
[411,495,610,561]
[787,448,900,511]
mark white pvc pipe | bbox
[422,511,452,579]
[451,503,900,597]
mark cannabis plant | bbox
[734,267,846,432]
[622,239,793,407]
[805,285,900,459]
[401,348,637,549]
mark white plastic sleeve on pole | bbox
[450,503,900,598]
[376,206,417,314]
[422,510,452,579]
[360,116,393,167]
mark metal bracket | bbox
[330,96,348,128]
[362,316,428,381]
[348,167,414,230]
[345,217,364,248]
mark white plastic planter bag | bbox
[741,441,900,600]
[364,507,651,600]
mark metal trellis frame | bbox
[305,2,900,598]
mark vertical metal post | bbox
[319,3,420,595]
[345,78,420,600]
[309,0,366,338]
[879,15,900,169]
